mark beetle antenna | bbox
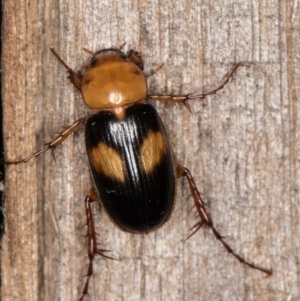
[119,42,126,50]
[82,47,94,55]
[50,47,74,72]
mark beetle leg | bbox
[1,118,87,165]
[50,47,82,90]
[147,63,246,105]
[79,188,114,301]
[177,164,272,276]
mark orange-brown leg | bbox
[177,164,272,276]
[1,118,87,165]
[78,188,114,301]
[147,63,246,108]
[50,47,82,90]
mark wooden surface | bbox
[2,1,300,301]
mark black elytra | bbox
[85,103,175,233]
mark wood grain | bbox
[2,1,300,301]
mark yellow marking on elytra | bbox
[89,142,125,182]
[140,130,167,174]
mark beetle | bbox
[2,46,272,301]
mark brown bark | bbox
[2,1,300,301]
